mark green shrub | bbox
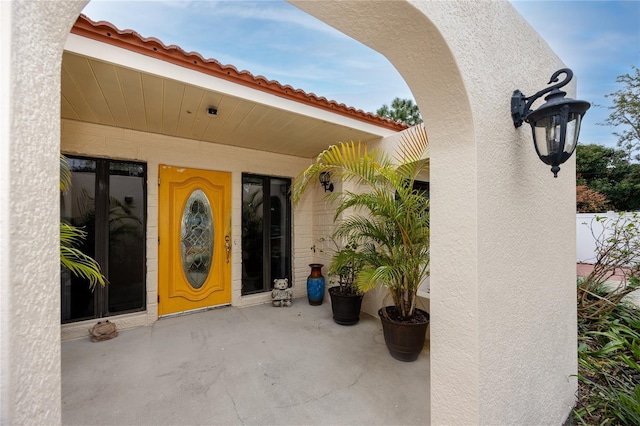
[574,289,640,425]
[578,212,640,320]
[574,212,640,424]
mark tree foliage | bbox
[576,144,640,212]
[576,185,609,213]
[376,97,423,126]
[601,66,640,161]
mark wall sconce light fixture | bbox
[319,171,334,192]
[511,68,590,177]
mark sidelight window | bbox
[61,156,146,323]
[241,174,291,295]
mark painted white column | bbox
[1,2,87,424]
[0,2,12,421]
[289,1,578,424]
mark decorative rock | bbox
[88,320,118,342]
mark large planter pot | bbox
[329,287,364,325]
[378,307,430,362]
[307,263,325,305]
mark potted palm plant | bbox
[327,239,364,325]
[292,125,430,361]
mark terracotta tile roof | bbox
[70,15,409,132]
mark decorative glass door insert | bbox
[181,190,214,289]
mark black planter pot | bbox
[378,307,430,362]
[329,287,364,325]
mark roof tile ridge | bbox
[77,14,172,51]
[71,14,409,132]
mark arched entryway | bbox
[1,1,578,424]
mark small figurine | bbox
[272,278,293,307]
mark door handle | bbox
[225,235,231,263]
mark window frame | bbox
[241,173,292,295]
[61,155,147,323]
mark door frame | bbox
[158,165,232,316]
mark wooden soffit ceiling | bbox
[61,15,407,158]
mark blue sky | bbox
[81,0,639,149]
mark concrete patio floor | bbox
[62,300,430,425]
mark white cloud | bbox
[189,0,350,38]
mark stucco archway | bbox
[289,3,578,424]
[1,1,578,424]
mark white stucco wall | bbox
[290,1,578,424]
[3,0,580,424]
[1,1,87,423]
[60,119,317,339]
[0,2,11,421]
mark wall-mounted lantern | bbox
[319,171,334,192]
[511,68,591,177]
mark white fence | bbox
[576,212,639,263]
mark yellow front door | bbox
[158,165,232,316]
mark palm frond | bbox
[292,126,431,320]
[60,223,106,289]
[60,154,71,192]
[395,125,430,180]
[60,154,109,289]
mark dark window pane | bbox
[107,162,146,313]
[61,157,146,323]
[61,159,96,322]
[413,181,430,198]
[242,176,264,294]
[241,174,291,295]
[270,178,290,284]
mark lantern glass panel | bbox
[564,113,582,155]
[533,114,563,156]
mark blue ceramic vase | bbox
[307,263,325,305]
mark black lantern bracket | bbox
[511,68,590,177]
[511,68,573,128]
[319,171,334,192]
